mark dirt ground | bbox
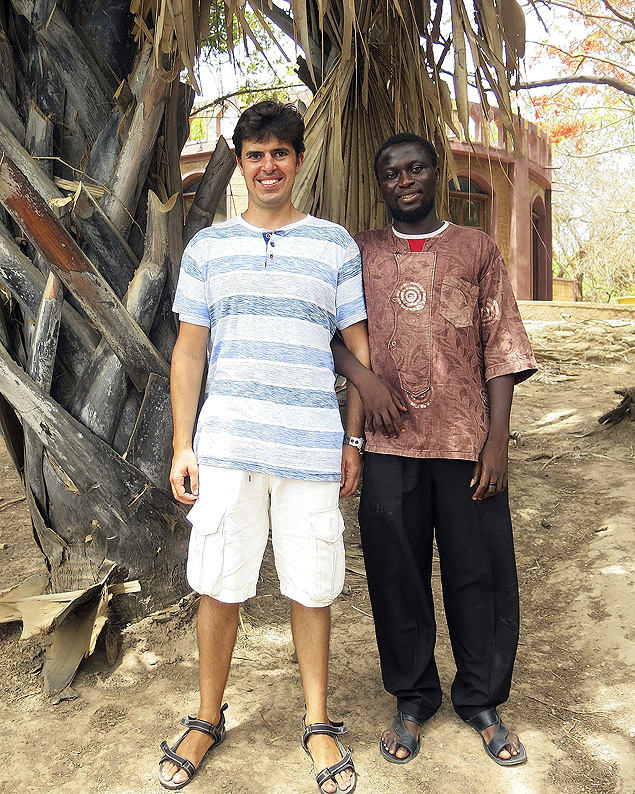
[2,315,635,794]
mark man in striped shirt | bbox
[160,101,368,793]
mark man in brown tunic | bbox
[355,134,537,766]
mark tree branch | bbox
[535,42,635,80]
[566,142,635,157]
[191,84,305,117]
[516,75,635,97]
[601,0,635,26]
[252,0,295,41]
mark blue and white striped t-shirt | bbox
[173,214,367,481]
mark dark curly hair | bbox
[232,100,305,159]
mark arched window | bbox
[448,177,491,232]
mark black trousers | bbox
[358,453,520,723]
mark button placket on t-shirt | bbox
[264,230,283,267]
[263,231,272,267]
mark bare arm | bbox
[330,329,408,438]
[170,322,209,504]
[337,321,369,496]
[471,373,514,500]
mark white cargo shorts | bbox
[186,465,346,608]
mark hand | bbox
[357,370,409,438]
[471,435,509,500]
[340,443,362,497]
[170,447,199,504]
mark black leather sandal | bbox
[302,717,357,793]
[379,712,423,764]
[465,707,527,766]
[159,703,228,789]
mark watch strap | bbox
[343,435,365,452]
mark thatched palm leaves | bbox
[224,0,526,232]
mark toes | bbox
[336,770,353,791]
[395,747,410,759]
[160,762,175,781]
[381,728,399,754]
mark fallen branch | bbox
[350,604,373,618]
[0,496,26,510]
[598,388,635,425]
[525,694,608,718]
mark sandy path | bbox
[2,320,634,794]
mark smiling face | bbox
[376,142,441,231]
[237,136,304,213]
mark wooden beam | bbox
[129,190,177,328]
[124,373,172,488]
[67,191,175,444]
[0,116,62,208]
[24,271,63,530]
[0,220,98,377]
[0,154,169,391]
[0,82,25,144]
[183,135,235,245]
[85,46,153,186]
[25,102,53,179]
[71,185,138,298]
[36,4,112,145]
[100,62,170,238]
[27,271,62,394]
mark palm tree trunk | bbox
[0,0,233,619]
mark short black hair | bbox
[232,100,305,158]
[374,133,438,178]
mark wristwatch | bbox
[343,435,366,453]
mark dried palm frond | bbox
[130,0,209,90]
[134,1,527,232]
[222,0,526,233]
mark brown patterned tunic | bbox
[355,223,537,462]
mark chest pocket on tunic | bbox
[439,274,479,328]
[389,252,435,401]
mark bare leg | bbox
[291,601,354,793]
[161,596,239,785]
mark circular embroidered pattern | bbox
[396,281,426,311]
[481,297,500,325]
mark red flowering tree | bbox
[517,1,635,302]
[520,0,635,101]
